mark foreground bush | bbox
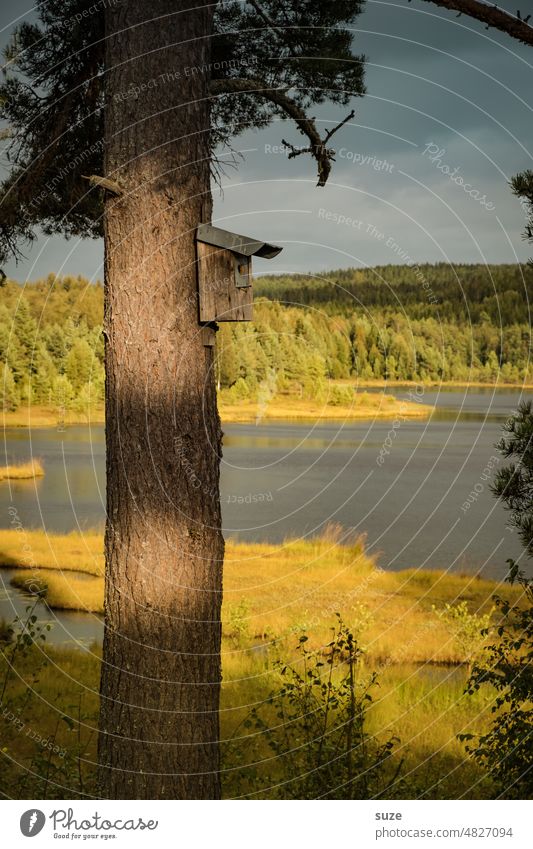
[228,616,403,799]
[461,402,533,798]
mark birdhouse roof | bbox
[196,224,282,259]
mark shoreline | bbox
[333,379,533,390]
[2,379,530,429]
[218,395,432,423]
[1,396,433,428]
[1,392,432,429]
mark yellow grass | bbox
[0,459,45,480]
[219,654,492,798]
[0,528,517,799]
[0,528,103,575]
[0,640,495,798]
[10,569,102,614]
[222,534,515,666]
[2,528,516,665]
[3,382,530,429]
[1,404,105,428]
[1,392,431,429]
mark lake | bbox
[0,386,530,645]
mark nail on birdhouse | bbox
[195,224,282,323]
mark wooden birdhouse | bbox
[195,224,282,323]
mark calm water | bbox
[222,387,529,576]
[0,386,530,644]
[0,387,528,573]
[0,568,103,649]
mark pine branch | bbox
[247,0,285,40]
[210,78,354,186]
[413,0,533,46]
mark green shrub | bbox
[226,599,250,646]
[433,601,493,664]
[460,402,533,797]
[224,377,251,402]
[460,563,533,798]
[328,384,354,407]
[235,615,403,798]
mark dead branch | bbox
[82,174,124,196]
[413,0,533,46]
[210,78,355,186]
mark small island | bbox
[0,459,44,480]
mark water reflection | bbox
[0,568,103,648]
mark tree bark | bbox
[98,1,224,799]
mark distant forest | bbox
[1,264,531,410]
[221,263,532,398]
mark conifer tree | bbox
[0,362,19,411]
[65,338,94,392]
[0,0,366,799]
[12,299,38,372]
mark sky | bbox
[1,0,532,281]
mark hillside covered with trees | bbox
[221,263,533,399]
[254,263,532,323]
[0,264,531,413]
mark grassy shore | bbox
[0,527,514,666]
[0,527,509,799]
[0,459,44,480]
[1,390,432,430]
[218,391,432,423]
[1,405,105,428]
[0,528,103,575]
[333,379,533,390]
[3,379,529,430]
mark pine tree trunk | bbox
[98,1,224,799]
